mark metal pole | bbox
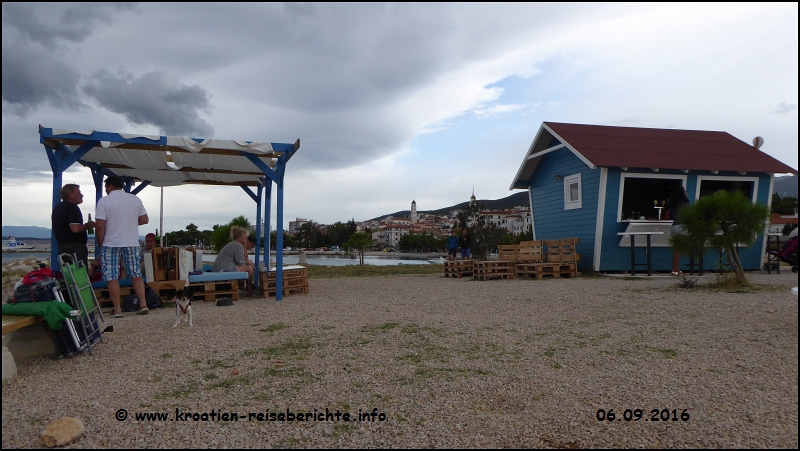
[160,186,164,247]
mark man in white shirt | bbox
[95,176,149,318]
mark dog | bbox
[173,288,193,328]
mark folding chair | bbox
[58,254,104,355]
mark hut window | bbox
[564,173,582,210]
[618,174,686,221]
[697,177,756,201]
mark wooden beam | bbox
[100,163,269,176]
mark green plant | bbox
[671,190,769,286]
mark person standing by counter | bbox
[669,186,690,276]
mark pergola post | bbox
[264,182,273,270]
[254,181,264,286]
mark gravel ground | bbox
[2,271,798,448]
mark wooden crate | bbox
[260,267,309,297]
[473,261,515,280]
[497,245,520,262]
[444,259,475,278]
[187,280,240,302]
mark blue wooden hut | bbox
[510,122,797,273]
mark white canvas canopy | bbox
[41,126,299,300]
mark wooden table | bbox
[618,231,664,276]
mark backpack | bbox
[11,266,59,304]
[122,287,163,312]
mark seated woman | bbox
[211,226,255,296]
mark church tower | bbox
[411,200,418,223]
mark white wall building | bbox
[289,217,311,235]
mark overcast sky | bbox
[2,2,797,234]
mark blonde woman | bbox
[212,226,255,296]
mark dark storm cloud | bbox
[1,36,85,116]
[1,2,138,115]
[1,2,138,49]
[83,69,214,137]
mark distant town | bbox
[292,197,531,250]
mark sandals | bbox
[671,271,684,276]
[136,307,150,315]
[110,311,124,318]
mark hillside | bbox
[2,226,52,239]
[773,175,797,198]
[373,191,529,220]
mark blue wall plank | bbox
[529,148,599,270]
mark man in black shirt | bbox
[52,184,95,267]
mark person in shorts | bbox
[95,176,149,317]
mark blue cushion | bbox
[188,272,249,283]
[91,278,133,289]
[203,264,213,272]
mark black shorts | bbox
[447,248,457,257]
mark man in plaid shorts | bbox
[95,176,150,318]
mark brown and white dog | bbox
[173,288,193,328]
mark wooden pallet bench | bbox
[260,266,309,297]
[94,280,188,306]
[473,261,515,280]
[187,280,240,302]
[93,285,134,308]
[443,259,475,278]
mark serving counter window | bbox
[617,174,686,222]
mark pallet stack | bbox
[443,259,475,278]
[261,267,309,297]
[473,261,515,280]
[515,238,581,280]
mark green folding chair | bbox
[58,254,104,354]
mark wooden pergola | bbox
[40,125,299,301]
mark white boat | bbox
[427,256,446,263]
[2,236,36,252]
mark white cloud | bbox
[473,103,530,117]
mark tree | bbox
[771,193,798,215]
[210,216,252,252]
[344,232,372,265]
[671,190,769,285]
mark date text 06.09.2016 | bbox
[596,409,690,422]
